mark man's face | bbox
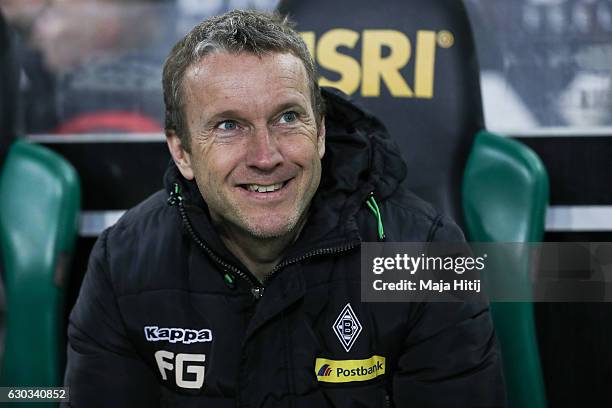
[175,51,325,240]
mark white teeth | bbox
[246,182,283,193]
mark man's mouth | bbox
[239,180,289,193]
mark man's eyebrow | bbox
[208,110,242,120]
[202,110,244,126]
[204,101,308,124]
[273,101,307,113]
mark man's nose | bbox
[245,127,283,171]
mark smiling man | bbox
[167,50,325,278]
[64,10,505,407]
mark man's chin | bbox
[243,223,297,240]
[240,214,304,241]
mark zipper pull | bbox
[251,287,264,299]
[167,182,183,206]
[366,191,386,241]
[384,393,392,407]
[223,272,236,289]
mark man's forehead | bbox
[181,51,312,115]
[185,50,306,82]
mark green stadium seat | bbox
[463,130,549,408]
[0,140,80,391]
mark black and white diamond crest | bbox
[333,303,362,352]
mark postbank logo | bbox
[315,355,386,383]
[300,29,454,98]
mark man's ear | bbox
[166,130,194,180]
[317,117,326,159]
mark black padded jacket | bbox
[64,90,505,407]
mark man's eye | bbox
[217,120,237,130]
[279,111,297,124]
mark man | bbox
[64,10,505,407]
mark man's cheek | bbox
[282,138,320,162]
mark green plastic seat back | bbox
[0,140,80,388]
[463,130,549,408]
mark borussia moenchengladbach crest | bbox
[333,303,363,352]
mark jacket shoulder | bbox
[93,189,188,296]
[360,186,465,242]
[113,189,171,231]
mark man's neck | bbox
[214,218,307,282]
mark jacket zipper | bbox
[169,184,359,300]
[261,243,359,286]
[176,203,261,291]
[168,184,261,293]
